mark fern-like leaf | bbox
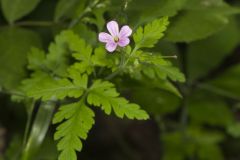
[53,101,95,160]
[133,17,169,49]
[26,72,88,101]
[128,51,185,82]
[87,80,149,120]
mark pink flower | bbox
[98,21,132,52]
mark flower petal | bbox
[119,25,132,38]
[107,21,119,37]
[106,42,117,52]
[98,32,113,43]
[118,37,130,47]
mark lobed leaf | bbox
[25,72,88,101]
[87,80,149,120]
[133,17,169,49]
[53,102,95,160]
[128,51,185,82]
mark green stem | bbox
[198,83,240,100]
[123,45,139,66]
[105,69,122,80]
[105,46,139,80]
[97,67,105,76]
[15,21,56,27]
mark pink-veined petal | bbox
[98,32,113,43]
[118,37,130,47]
[119,25,132,38]
[107,21,119,37]
[106,42,117,52]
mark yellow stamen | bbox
[114,36,119,42]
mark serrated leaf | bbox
[21,71,51,94]
[64,31,97,75]
[87,80,149,120]
[127,51,185,82]
[133,17,169,49]
[53,102,95,160]
[25,72,88,101]
[1,0,41,23]
[27,48,46,71]
[91,47,116,68]
[27,30,94,77]
[27,78,83,100]
[72,24,97,45]
[45,31,75,76]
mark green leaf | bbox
[197,144,224,160]
[163,128,224,160]
[4,135,22,160]
[87,80,149,120]
[187,19,240,80]
[90,5,107,31]
[71,35,93,74]
[155,0,187,17]
[70,39,118,75]
[27,30,111,78]
[91,47,117,68]
[227,123,240,138]
[35,136,58,160]
[165,0,240,43]
[27,48,46,71]
[166,10,229,42]
[188,128,224,160]
[112,0,186,25]
[187,91,233,127]
[72,24,97,45]
[21,72,50,94]
[54,0,86,22]
[45,31,75,76]
[127,51,185,82]
[53,102,95,160]
[21,101,55,160]
[133,17,169,49]
[131,86,181,115]
[26,73,88,101]
[1,0,41,23]
[206,65,240,99]
[61,30,102,75]
[184,0,240,14]
[0,27,41,90]
[27,30,89,76]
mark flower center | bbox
[114,36,119,42]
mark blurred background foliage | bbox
[0,0,240,159]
